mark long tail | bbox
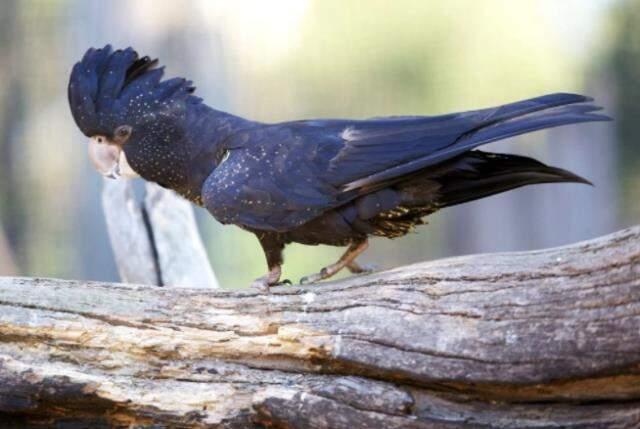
[341,93,610,192]
[423,93,611,166]
[433,150,591,208]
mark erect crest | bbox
[68,45,200,137]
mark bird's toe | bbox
[250,278,271,292]
[299,274,319,285]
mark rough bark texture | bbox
[0,226,638,428]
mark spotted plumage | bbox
[68,45,611,288]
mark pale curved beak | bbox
[88,136,139,179]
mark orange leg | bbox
[300,240,369,284]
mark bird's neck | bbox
[125,105,255,205]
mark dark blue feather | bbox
[68,46,611,235]
[68,46,202,138]
[329,94,610,191]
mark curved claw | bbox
[251,278,291,290]
[299,273,322,285]
[299,276,311,285]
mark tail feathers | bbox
[460,103,609,152]
[341,93,609,193]
[434,151,591,208]
[464,92,594,128]
[424,103,611,168]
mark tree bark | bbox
[0,226,638,428]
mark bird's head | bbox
[68,45,199,179]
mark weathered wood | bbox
[0,226,638,428]
[102,179,218,288]
[144,183,219,289]
[102,179,159,285]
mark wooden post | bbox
[102,179,218,288]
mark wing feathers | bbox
[337,94,609,192]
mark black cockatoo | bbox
[68,46,610,289]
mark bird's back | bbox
[202,93,608,234]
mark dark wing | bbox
[202,125,341,231]
[203,93,609,232]
[324,93,608,192]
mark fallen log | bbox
[0,226,638,428]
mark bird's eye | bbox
[114,125,132,142]
[96,137,103,143]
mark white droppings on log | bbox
[303,292,316,304]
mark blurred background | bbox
[0,0,637,288]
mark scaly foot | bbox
[299,240,369,285]
[251,265,282,291]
